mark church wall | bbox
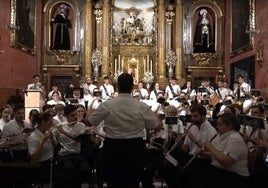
[224,0,268,96]
[0,1,42,106]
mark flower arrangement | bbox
[142,71,155,84]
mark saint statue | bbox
[51,4,72,50]
[193,9,215,53]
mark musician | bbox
[240,105,266,148]
[99,76,115,101]
[137,81,149,100]
[81,76,97,109]
[198,78,215,96]
[0,104,12,131]
[163,103,217,188]
[188,113,250,188]
[52,104,93,188]
[165,77,181,100]
[215,80,229,103]
[181,81,197,101]
[237,74,251,100]
[53,104,67,125]
[163,105,184,141]
[2,103,32,162]
[142,121,168,188]
[149,82,163,102]
[88,73,160,188]
[28,112,57,163]
[47,91,66,106]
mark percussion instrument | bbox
[209,92,221,106]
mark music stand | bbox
[238,114,265,129]
[165,116,178,125]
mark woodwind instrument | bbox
[164,123,194,166]
[182,133,218,170]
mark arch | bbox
[185,0,223,55]
[43,0,82,51]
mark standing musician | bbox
[165,77,181,101]
[99,76,115,101]
[163,104,217,188]
[237,74,251,101]
[188,113,250,188]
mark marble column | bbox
[101,0,110,77]
[84,0,93,77]
[175,0,183,82]
[157,0,168,84]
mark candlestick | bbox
[122,57,124,71]
[115,58,117,73]
[144,58,146,73]
[150,60,152,73]
[147,55,149,72]
[118,55,121,71]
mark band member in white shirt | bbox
[149,82,163,102]
[99,76,114,101]
[165,78,181,100]
[237,74,251,99]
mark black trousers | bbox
[103,137,145,188]
[188,164,250,188]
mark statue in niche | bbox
[51,3,72,50]
[193,9,215,53]
[124,12,144,35]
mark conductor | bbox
[88,73,160,188]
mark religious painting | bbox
[10,0,36,55]
[231,0,252,56]
[50,3,74,50]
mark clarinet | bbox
[182,133,218,170]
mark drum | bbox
[209,92,221,106]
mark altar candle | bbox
[147,55,149,72]
[118,55,121,71]
[150,60,152,73]
[115,58,117,72]
[144,58,146,72]
[122,57,124,71]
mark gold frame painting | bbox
[230,0,252,56]
[10,0,36,55]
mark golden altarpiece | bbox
[41,0,224,92]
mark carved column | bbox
[84,0,93,77]
[101,0,110,77]
[157,0,167,84]
[175,0,183,82]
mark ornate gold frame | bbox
[10,0,36,55]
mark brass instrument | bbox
[247,145,266,171]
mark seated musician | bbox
[163,105,184,148]
[163,104,217,188]
[141,118,168,188]
[52,104,93,188]
[188,113,250,188]
[27,112,58,183]
[2,103,32,162]
[239,105,267,174]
